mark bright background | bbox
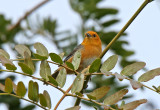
[0,0,160,109]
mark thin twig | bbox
[0,69,65,94]
[8,0,50,31]
[99,0,152,58]
[67,93,116,110]
[54,84,73,110]
[0,93,47,110]
[11,58,79,75]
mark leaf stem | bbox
[54,84,73,110]
[67,93,115,110]
[99,0,152,58]
[0,93,47,110]
[0,69,65,94]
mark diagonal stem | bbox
[99,0,152,59]
[8,0,50,31]
[74,0,152,106]
[0,93,47,110]
[54,84,73,110]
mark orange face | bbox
[82,31,102,46]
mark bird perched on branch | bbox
[52,31,102,78]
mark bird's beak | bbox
[86,33,91,37]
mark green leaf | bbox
[28,80,39,102]
[39,93,47,107]
[24,52,34,72]
[65,106,81,110]
[87,86,110,100]
[104,89,128,105]
[49,53,63,64]
[89,58,101,73]
[40,60,51,81]
[0,49,10,59]
[15,44,31,57]
[138,68,160,82]
[18,62,33,75]
[5,78,13,93]
[43,90,51,109]
[95,8,118,19]
[66,61,74,70]
[56,68,67,88]
[121,99,147,110]
[34,42,49,60]
[72,50,81,70]
[48,76,58,86]
[102,19,119,27]
[16,81,26,97]
[100,55,118,73]
[71,73,84,93]
[0,83,5,92]
[0,55,17,70]
[121,62,146,76]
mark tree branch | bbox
[0,69,65,94]
[8,0,50,31]
[0,93,47,110]
[99,0,152,58]
[54,84,73,110]
[74,0,152,106]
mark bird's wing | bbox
[64,44,83,62]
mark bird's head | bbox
[82,31,102,46]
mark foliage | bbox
[0,0,157,109]
[0,43,160,109]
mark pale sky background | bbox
[0,0,160,110]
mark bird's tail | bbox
[52,69,60,79]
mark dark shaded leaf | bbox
[15,44,31,57]
[104,89,128,105]
[95,8,118,19]
[5,78,13,93]
[138,68,160,82]
[39,93,47,107]
[28,80,39,102]
[16,81,26,97]
[49,53,63,64]
[89,58,101,73]
[66,61,74,70]
[87,86,110,100]
[0,49,10,59]
[18,62,33,75]
[56,68,67,88]
[43,90,51,109]
[48,76,58,86]
[0,55,17,70]
[100,55,118,73]
[102,19,119,27]
[40,60,51,81]
[72,50,81,70]
[71,73,84,93]
[121,99,147,110]
[121,62,146,76]
[34,42,48,60]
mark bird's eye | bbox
[93,34,96,37]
